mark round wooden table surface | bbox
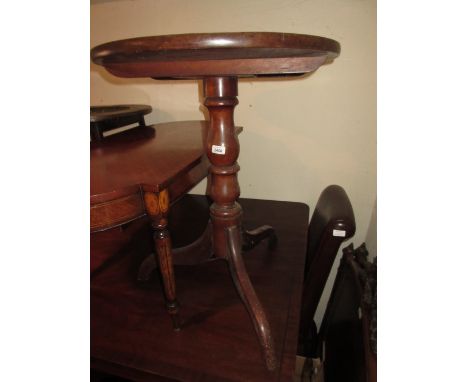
[91,32,340,78]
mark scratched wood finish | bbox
[91,32,340,78]
[91,197,310,382]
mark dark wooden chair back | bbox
[298,185,356,356]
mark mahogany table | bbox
[91,119,245,317]
[91,121,211,232]
[90,104,152,141]
[91,32,340,371]
[91,196,309,382]
[91,121,214,327]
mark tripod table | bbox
[91,32,340,371]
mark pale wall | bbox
[90,0,376,327]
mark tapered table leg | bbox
[143,189,180,330]
[203,76,278,370]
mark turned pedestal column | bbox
[203,76,277,370]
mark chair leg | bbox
[225,225,278,371]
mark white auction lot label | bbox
[211,144,226,155]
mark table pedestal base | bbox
[137,222,277,280]
[136,219,278,369]
[203,76,277,370]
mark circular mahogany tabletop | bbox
[91,32,340,78]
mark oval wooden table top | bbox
[90,121,210,203]
[91,32,340,78]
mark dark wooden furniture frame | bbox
[90,104,152,141]
[91,32,340,371]
[298,185,356,357]
[317,243,377,382]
